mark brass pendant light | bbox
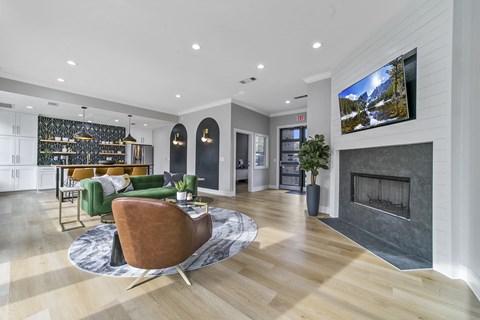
[74,106,93,140]
[123,114,137,143]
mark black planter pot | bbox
[306,184,320,216]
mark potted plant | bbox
[299,134,330,216]
[174,180,188,201]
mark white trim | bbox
[270,108,307,118]
[178,98,232,116]
[319,206,331,215]
[251,185,269,192]
[455,265,480,301]
[231,99,269,117]
[233,128,254,194]
[254,133,269,169]
[268,184,278,189]
[275,123,307,188]
[303,71,332,84]
[198,187,235,197]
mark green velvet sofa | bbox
[80,174,198,217]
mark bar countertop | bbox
[55,163,151,168]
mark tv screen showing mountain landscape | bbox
[338,56,409,134]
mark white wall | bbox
[451,0,480,297]
[179,103,232,195]
[306,78,331,212]
[153,124,174,174]
[329,0,454,276]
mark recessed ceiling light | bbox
[67,60,77,66]
[26,106,33,109]
[175,94,181,98]
[285,100,291,104]
[143,124,148,126]
[114,119,119,122]
[192,43,201,50]
[87,120,92,123]
[312,42,322,49]
[57,78,65,82]
[257,64,265,70]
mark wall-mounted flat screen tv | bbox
[338,55,409,134]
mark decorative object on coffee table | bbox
[299,134,330,216]
[175,180,188,201]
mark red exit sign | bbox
[296,115,305,121]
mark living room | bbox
[1,0,479,319]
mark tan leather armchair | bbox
[112,197,212,289]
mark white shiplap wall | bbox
[329,0,454,276]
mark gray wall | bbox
[236,133,248,168]
[268,111,307,187]
[153,124,175,174]
[179,103,232,194]
[307,78,331,210]
[232,104,270,190]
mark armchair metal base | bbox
[126,265,191,290]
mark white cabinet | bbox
[0,136,36,166]
[0,111,37,137]
[0,166,36,191]
[0,167,16,191]
[130,127,152,145]
[37,166,56,190]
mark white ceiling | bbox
[0,0,415,121]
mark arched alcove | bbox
[169,123,187,174]
[196,118,219,190]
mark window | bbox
[254,134,268,169]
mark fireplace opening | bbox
[351,173,410,220]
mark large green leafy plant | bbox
[299,134,330,186]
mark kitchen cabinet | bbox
[37,166,56,190]
[0,136,36,165]
[0,166,36,191]
[0,111,37,137]
[0,136,16,165]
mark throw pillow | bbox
[163,171,183,187]
[91,175,116,197]
[110,174,132,193]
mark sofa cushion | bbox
[163,171,183,187]
[110,174,133,193]
[130,175,164,190]
[91,175,116,197]
[104,186,177,203]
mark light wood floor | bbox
[1,189,480,319]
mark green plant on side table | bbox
[299,134,330,216]
[174,180,188,201]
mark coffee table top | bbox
[166,195,214,205]
[165,197,211,218]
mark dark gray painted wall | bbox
[339,143,433,261]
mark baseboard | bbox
[251,185,270,192]
[319,206,331,215]
[466,267,480,301]
[268,185,278,189]
[198,188,235,197]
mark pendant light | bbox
[123,114,137,143]
[74,106,93,140]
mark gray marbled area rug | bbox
[68,207,257,277]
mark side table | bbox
[59,186,86,231]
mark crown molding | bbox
[270,108,307,117]
[177,98,232,116]
[231,99,269,116]
[303,71,332,84]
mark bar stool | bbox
[106,167,124,176]
[131,167,147,176]
[71,168,95,187]
[124,167,133,175]
[95,167,108,176]
[64,168,75,186]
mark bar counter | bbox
[55,163,152,199]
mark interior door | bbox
[279,127,306,191]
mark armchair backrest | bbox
[112,197,209,270]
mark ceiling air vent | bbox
[239,77,257,84]
[294,94,308,99]
[47,102,59,107]
[0,102,14,109]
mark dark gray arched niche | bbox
[170,123,187,174]
[195,118,219,190]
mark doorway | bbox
[234,130,252,194]
[279,126,307,192]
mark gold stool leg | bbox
[175,265,191,285]
[126,269,150,290]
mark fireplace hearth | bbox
[352,173,410,220]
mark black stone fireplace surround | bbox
[339,142,433,263]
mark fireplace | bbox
[339,143,433,262]
[351,173,410,220]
